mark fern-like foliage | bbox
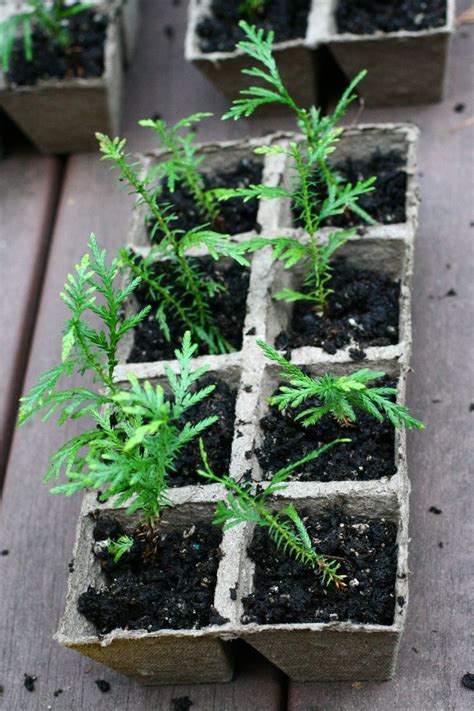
[0,0,90,71]
[258,340,425,430]
[219,22,377,311]
[139,113,221,227]
[198,440,347,588]
[19,256,219,525]
[18,234,149,427]
[97,132,250,355]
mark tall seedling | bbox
[139,113,222,229]
[18,236,219,531]
[218,22,377,313]
[97,132,250,355]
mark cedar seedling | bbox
[97,132,250,355]
[218,22,376,312]
[139,113,222,228]
[238,0,266,22]
[258,340,425,430]
[106,535,134,562]
[198,440,348,588]
[0,0,91,71]
[18,236,218,527]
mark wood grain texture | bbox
[0,146,61,480]
[288,3,474,710]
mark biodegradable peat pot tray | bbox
[185,0,322,107]
[0,1,126,153]
[318,0,455,105]
[56,127,418,683]
[57,493,241,685]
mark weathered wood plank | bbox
[0,143,61,480]
[288,4,474,710]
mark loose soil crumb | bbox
[8,8,107,87]
[128,256,250,361]
[23,675,36,692]
[275,261,400,353]
[293,150,407,228]
[258,376,397,482]
[243,508,398,625]
[150,159,262,242]
[197,0,310,53]
[336,0,447,34]
[95,680,111,693]
[461,673,474,690]
[79,517,223,634]
[172,697,194,711]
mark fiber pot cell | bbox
[238,488,410,681]
[275,124,421,242]
[57,494,239,685]
[319,0,455,105]
[0,2,125,153]
[252,359,408,487]
[185,0,322,108]
[267,231,413,364]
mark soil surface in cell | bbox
[275,261,400,354]
[197,0,310,53]
[258,376,397,482]
[128,256,250,361]
[336,0,446,34]
[78,516,224,633]
[243,508,397,625]
[293,150,407,229]
[173,377,237,487]
[7,8,107,87]
[150,158,262,242]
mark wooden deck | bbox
[0,1,472,708]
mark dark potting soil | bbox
[78,516,223,634]
[150,159,263,242]
[292,150,407,229]
[128,256,250,361]
[197,0,310,53]
[258,377,397,482]
[173,377,236,487]
[275,261,400,354]
[243,508,398,625]
[336,0,447,34]
[7,8,107,87]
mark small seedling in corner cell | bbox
[106,535,134,562]
[217,22,377,313]
[198,441,348,588]
[139,113,222,229]
[17,235,219,533]
[97,132,250,355]
[0,0,91,71]
[258,340,425,430]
